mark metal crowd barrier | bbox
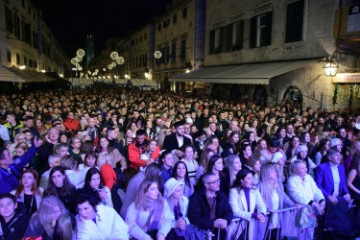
[206,206,299,240]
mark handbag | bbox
[295,205,317,229]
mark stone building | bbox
[170,0,360,110]
[0,0,69,90]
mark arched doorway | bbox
[283,86,303,105]
[253,85,268,103]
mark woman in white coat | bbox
[228,168,266,240]
[286,160,325,240]
[75,190,129,240]
[125,179,172,240]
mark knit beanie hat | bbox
[164,178,183,198]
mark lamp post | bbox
[324,61,339,77]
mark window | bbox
[225,21,244,51]
[209,27,225,54]
[16,54,20,65]
[171,42,176,63]
[182,8,187,18]
[163,19,170,28]
[29,59,33,67]
[24,57,28,66]
[34,61,37,68]
[285,0,304,42]
[173,14,177,23]
[158,24,162,31]
[7,51,11,63]
[32,30,38,49]
[14,14,20,38]
[21,0,25,8]
[180,39,186,60]
[250,12,272,48]
[5,6,13,33]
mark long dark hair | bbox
[83,167,104,190]
[172,161,191,188]
[43,166,75,197]
[207,154,223,173]
[233,168,254,189]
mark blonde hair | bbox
[134,179,163,210]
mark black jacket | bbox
[0,205,29,240]
[188,189,233,231]
[163,133,192,152]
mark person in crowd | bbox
[37,127,59,174]
[179,144,199,186]
[290,145,317,178]
[224,154,242,187]
[243,157,262,187]
[120,163,162,219]
[239,143,253,166]
[128,129,158,170]
[188,172,233,239]
[78,151,98,170]
[284,136,301,161]
[314,139,330,166]
[60,157,87,189]
[75,190,129,240]
[287,160,326,239]
[4,113,23,142]
[43,166,77,214]
[221,131,240,158]
[53,142,70,160]
[196,148,215,181]
[125,179,172,240]
[344,140,360,172]
[97,136,126,170]
[24,196,68,240]
[69,136,82,164]
[164,178,189,239]
[59,133,69,143]
[11,169,43,216]
[300,132,316,159]
[163,121,192,160]
[83,167,113,207]
[193,130,207,158]
[315,149,351,204]
[347,153,360,204]
[53,213,77,240]
[0,193,29,240]
[9,133,27,156]
[172,161,194,197]
[0,136,42,194]
[40,154,61,189]
[228,168,266,240]
[140,139,161,167]
[159,151,175,189]
[257,164,297,239]
[207,154,230,194]
[271,151,287,183]
[13,142,29,159]
[63,111,80,136]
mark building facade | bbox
[0,0,69,89]
[172,0,359,110]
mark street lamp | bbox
[323,61,339,77]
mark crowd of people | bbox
[0,85,360,240]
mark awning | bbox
[0,66,56,83]
[0,66,25,82]
[170,60,315,84]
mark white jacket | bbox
[125,201,173,240]
[76,204,129,240]
[228,187,267,240]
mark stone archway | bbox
[283,86,303,105]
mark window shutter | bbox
[264,12,273,46]
[209,30,215,54]
[250,17,256,48]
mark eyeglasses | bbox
[207,179,221,184]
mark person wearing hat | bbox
[163,121,192,159]
[164,178,189,239]
[290,144,317,178]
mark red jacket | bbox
[64,118,80,134]
[128,143,160,170]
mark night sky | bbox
[33,0,173,57]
